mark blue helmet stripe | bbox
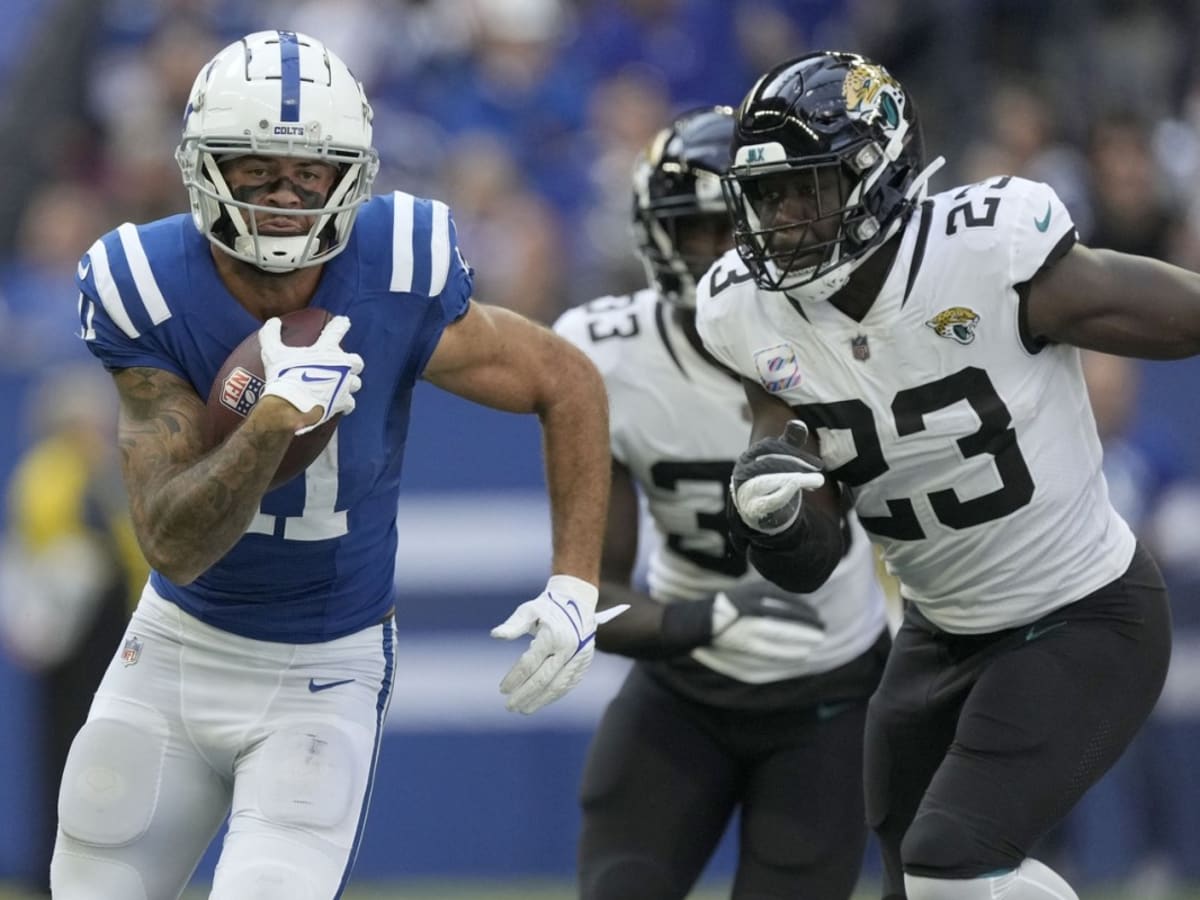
[278,30,300,122]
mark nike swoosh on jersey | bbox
[1034,203,1052,232]
[308,677,355,692]
[1025,621,1066,642]
[77,258,91,280]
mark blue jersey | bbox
[77,192,472,643]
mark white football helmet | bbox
[175,31,380,272]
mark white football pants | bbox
[51,583,396,900]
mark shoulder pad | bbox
[931,176,1076,285]
[360,191,468,299]
[695,249,756,375]
[554,290,657,378]
[78,220,181,340]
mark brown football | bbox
[205,306,339,491]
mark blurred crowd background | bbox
[2,0,1200,896]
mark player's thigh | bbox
[863,617,963,898]
[211,622,396,900]
[863,618,960,843]
[579,666,740,900]
[737,702,869,900]
[212,715,378,900]
[905,565,1172,876]
[52,694,230,900]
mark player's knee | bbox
[900,809,1017,877]
[57,713,168,847]
[256,724,358,829]
[581,856,682,900]
[51,847,149,900]
[904,859,1079,900]
[211,860,318,900]
[904,872,989,900]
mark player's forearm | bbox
[132,401,297,584]
[730,503,846,593]
[596,581,714,659]
[539,358,610,584]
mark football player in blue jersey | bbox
[52,31,613,899]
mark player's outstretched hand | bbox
[708,580,826,662]
[259,315,364,434]
[491,575,625,714]
[730,420,825,535]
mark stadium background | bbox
[1,0,1200,896]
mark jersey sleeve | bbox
[388,194,475,376]
[1003,177,1077,287]
[694,251,754,378]
[991,178,1077,353]
[76,228,189,381]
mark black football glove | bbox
[730,420,825,536]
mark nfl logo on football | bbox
[220,366,265,417]
[121,634,143,667]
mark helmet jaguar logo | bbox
[925,307,981,345]
[844,64,904,130]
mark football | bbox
[205,306,339,491]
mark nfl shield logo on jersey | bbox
[753,343,803,393]
[220,366,265,417]
[850,334,870,361]
[120,634,143,667]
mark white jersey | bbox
[697,175,1136,634]
[555,289,886,683]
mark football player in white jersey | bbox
[54,32,612,899]
[695,51,1197,900]
[555,107,890,899]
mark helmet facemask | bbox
[724,139,907,297]
[634,174,731,309]
[178,140,377,272]
[631,107,736,309]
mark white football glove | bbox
[259,315,364,435]
[490,575,627,715]
[705,581,826,662]
[730,420,825,535]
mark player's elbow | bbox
[144,553,201,586]
[137,533,202,586]
[537,341,608,420]
[748,543,841,593]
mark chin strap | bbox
[233,233,316,272]
[904,155,946,203]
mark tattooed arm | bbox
[114,366,316,584]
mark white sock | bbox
[904,858,1078,899]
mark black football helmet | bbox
[723,51,929,299]
[632,106,735,308]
